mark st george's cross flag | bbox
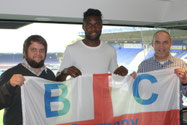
[21,68,180,125]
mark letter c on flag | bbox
[133,74,158,105]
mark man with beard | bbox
[0,35,56,125]
[56,8,128,81]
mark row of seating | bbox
[115,47,187,66]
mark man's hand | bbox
[113,66,128,76]
[63,66,82,78]
[130,71,137,79]
[10,74,25,87]
[175,68,187,84]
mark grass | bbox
[0,110,3,125]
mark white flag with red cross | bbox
[21,68,180,125]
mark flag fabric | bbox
[21,68,180,125]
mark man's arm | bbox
[175,68,187,97]
[0,74,25,109]
[0,82,16,109]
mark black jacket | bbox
[0,64,56,125]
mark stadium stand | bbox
[144,50,154,60]
[116,48,143,66]
[45,53,59,64]
[0,53,59,65]
[0,53,22,64]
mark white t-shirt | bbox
[58,41,118,75]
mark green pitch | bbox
[0,110,3,125]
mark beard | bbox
[85,32,101,41]
[26,57,45,68]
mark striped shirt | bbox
[137,55,187,73]
[137,54,187,109]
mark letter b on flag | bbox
[44,84,70,118]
